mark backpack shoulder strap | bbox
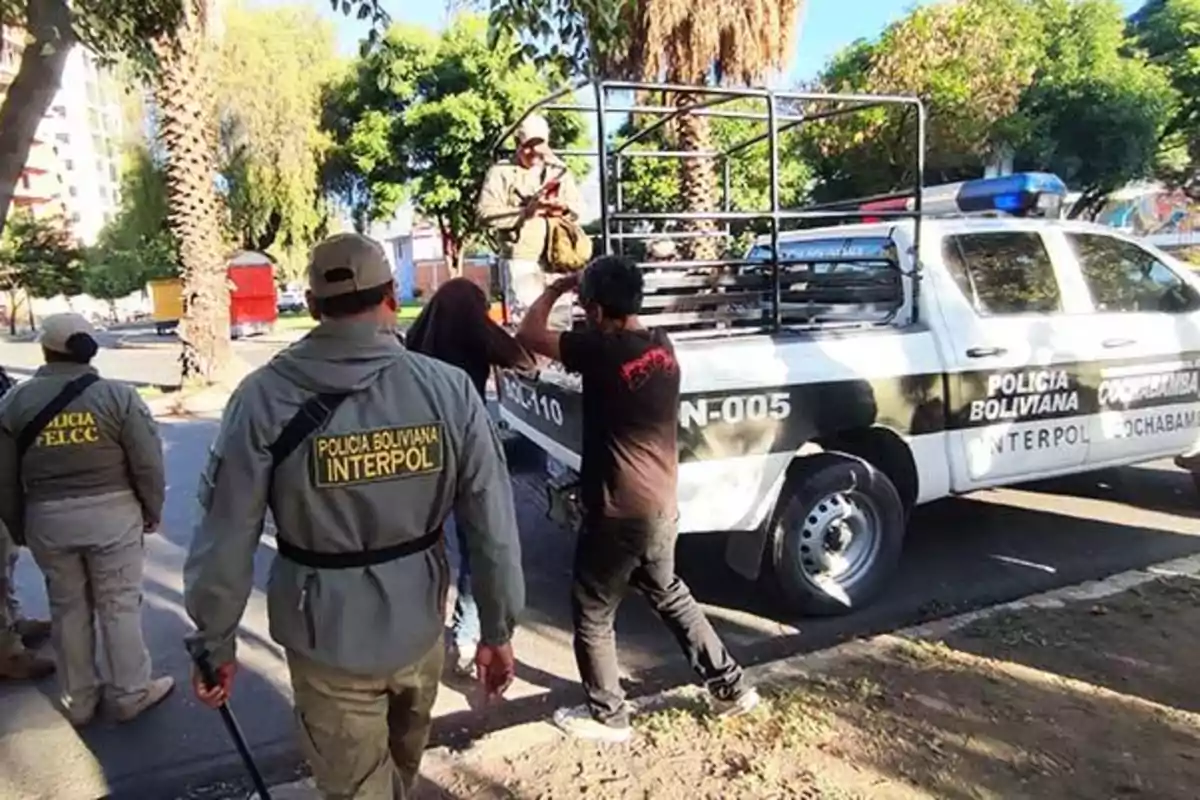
[16,373,101,459]
[268,391,352,467]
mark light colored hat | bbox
[40,312,97,355]
[515,114,551,146]
[647,239,677,260]
[307,233,392,299]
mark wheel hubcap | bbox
[797,490,881,590]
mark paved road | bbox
[1,338,1199,799]
[0,326,285,388]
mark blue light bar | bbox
[953,172,1067,216]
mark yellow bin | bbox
[148,278,183,334]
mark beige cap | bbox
[39,312,97,355]
[647,239,677,260]
[307,233,392,299]
[516,114,551,146]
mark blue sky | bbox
[284,0,1148,82]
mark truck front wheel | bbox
[768,453,905,616]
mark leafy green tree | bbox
[1131,0,1200,197]
[216,4,340,261]
[1015,0,1175,216]
[802,0,1046,201]
[487,0,805,259]
[615,107,811,256]
[0,1,187,238]
[321,14,588,273]
[804,0,1175,214]
[0,211,82,333]
[84,145,179,320]
[148,0,385,383]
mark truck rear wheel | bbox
[768,452,905,616]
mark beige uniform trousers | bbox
[0,522,24,658]
[25,491,154,715]
[288,639,444,800]
[502,258,573,331]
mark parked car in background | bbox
[277,288,306,313]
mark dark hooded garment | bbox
[404,277,535,399]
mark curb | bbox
[240,552,1200,800]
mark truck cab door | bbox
[929,226,1092,490]
[1057,230,1200,467]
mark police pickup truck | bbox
[497,164,1200,615]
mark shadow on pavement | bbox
[1017,463,1199,519]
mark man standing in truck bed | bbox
[478,114,584,329]
[516,255,759,742]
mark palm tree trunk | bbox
[154,0,231,384]
[674,91,719,262]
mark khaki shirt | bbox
[0,363,165,541]
[477,159,584,263]
[184,320,525,675]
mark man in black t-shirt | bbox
[517,256,758,743]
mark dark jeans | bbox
[571,515,744,727]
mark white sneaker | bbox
[552,705,632,743]
[711,686,761,718]
[447,643,477,678]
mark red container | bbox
[228,252,278,338]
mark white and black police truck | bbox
[495,81,1200,615]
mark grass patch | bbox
[275,304,422,333]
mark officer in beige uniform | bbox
[185,233,525,800]
[478,113,583,329]
[0,313,171,724]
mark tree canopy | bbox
[84,145,177,304]
[216,4,341,269]
[321,13,588,270]
[1131,0,1200,197]
[0,211,83,332]
[803,0,1177,213]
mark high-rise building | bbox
[1,26,67,223]
[45,48,125,245]
[1,28,124,244]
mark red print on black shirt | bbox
[619,346,678,391]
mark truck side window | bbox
[941,232,1062,316]
[1067,233,1198,314]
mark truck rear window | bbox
[739,236,904,328]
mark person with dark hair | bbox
[406,277,534,676]
[185,233,525,799]
[0,313,169,722]
[517,256,759,743]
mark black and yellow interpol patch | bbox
[312,423,444,488]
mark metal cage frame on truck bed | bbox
[491,79,928,337]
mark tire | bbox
[768,452,906,616]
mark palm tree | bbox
[613,0,805,258]
[153,0,231,383]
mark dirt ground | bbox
[417,575,1200,799]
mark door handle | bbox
[966,346,1007,358]
[1101,337,1136,349]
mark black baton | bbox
[187,641,273,800]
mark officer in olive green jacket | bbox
[185,233,525,800]
[478,113,583,329]
[0,313,171,725]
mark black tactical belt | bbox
[275,528,441,570]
